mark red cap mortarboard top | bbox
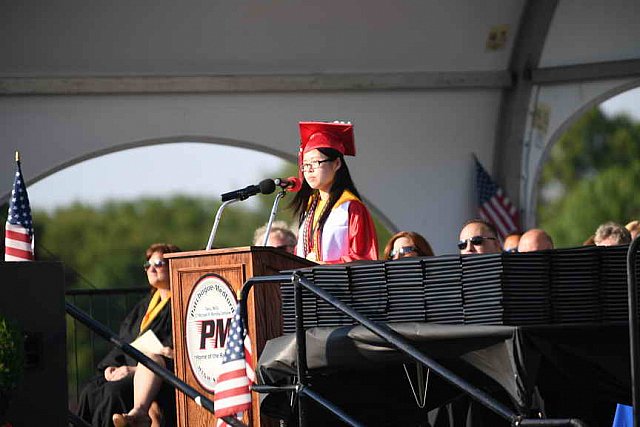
[298,121,355,157]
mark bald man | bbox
[458,219,501,255]
[503,233,521,253]
[517,229,554,253]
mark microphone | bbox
[221,179,276,202]
[274,177,302,192]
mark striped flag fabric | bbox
[5,155,34,261]
[474,156,520,240]
[214,302,255,426]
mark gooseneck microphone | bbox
[221,179,276,202]
[207,179,277,249]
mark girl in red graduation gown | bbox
[291,121,378,264]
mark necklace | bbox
[302,195,319,257]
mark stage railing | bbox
[627,236,640,427]
[240,273,588,427]
[65,301,245,427]
[65,287,148,406]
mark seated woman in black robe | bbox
[77,243,180,427]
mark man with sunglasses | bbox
[458,219,501,254]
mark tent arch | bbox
[3,135,296,200]
[12,135,396,235]
[522,77,640,227]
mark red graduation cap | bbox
[298,121,356,157]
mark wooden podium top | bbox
[164,246,310,264]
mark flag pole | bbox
[5,151,35,261]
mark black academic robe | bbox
[76,292,176,427]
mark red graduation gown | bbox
[296,191,378,264]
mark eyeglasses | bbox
[388,246,418,260]
[301,159,333,173]
[457,236,497,250]
[143,259,167,270]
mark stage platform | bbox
[258,322,629,426]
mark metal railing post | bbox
[628,236,640,427]
[295,275,515,423]
[294,273,309,427]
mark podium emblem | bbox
[185,274,237,392]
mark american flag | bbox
[5,157,34,261]
[214,302,255,426]
[474,156,520,240]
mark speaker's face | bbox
[301,149,340,193]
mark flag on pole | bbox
[5,152,34,261]
[474,156,520,240]
[214,301,255,426]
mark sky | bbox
[28,143,290,212]
[27,87,640,212]
[599,86,640,121]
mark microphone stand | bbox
[262,188,287,246]
[205,199,241,250]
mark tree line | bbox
[20,192,391,290]
[538,107,640,247]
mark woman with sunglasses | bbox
[77,243,180,427]
[291,121,378,264]
[384,231,434,260]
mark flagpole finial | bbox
[15,151,20,163]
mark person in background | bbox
[458,219,501,255]
[503,233,521,253]
[384,231,434,260]
[253,220,297,254]
[594,222,631,246]
[517,229,554,253]
[77,243,181,427]
[625,220,640,240]
[291,121,378,264]
[583,235,596,246]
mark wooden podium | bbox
[164,247,313,427]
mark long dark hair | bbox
[290,147,361,233]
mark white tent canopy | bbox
[1,0,639,253]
